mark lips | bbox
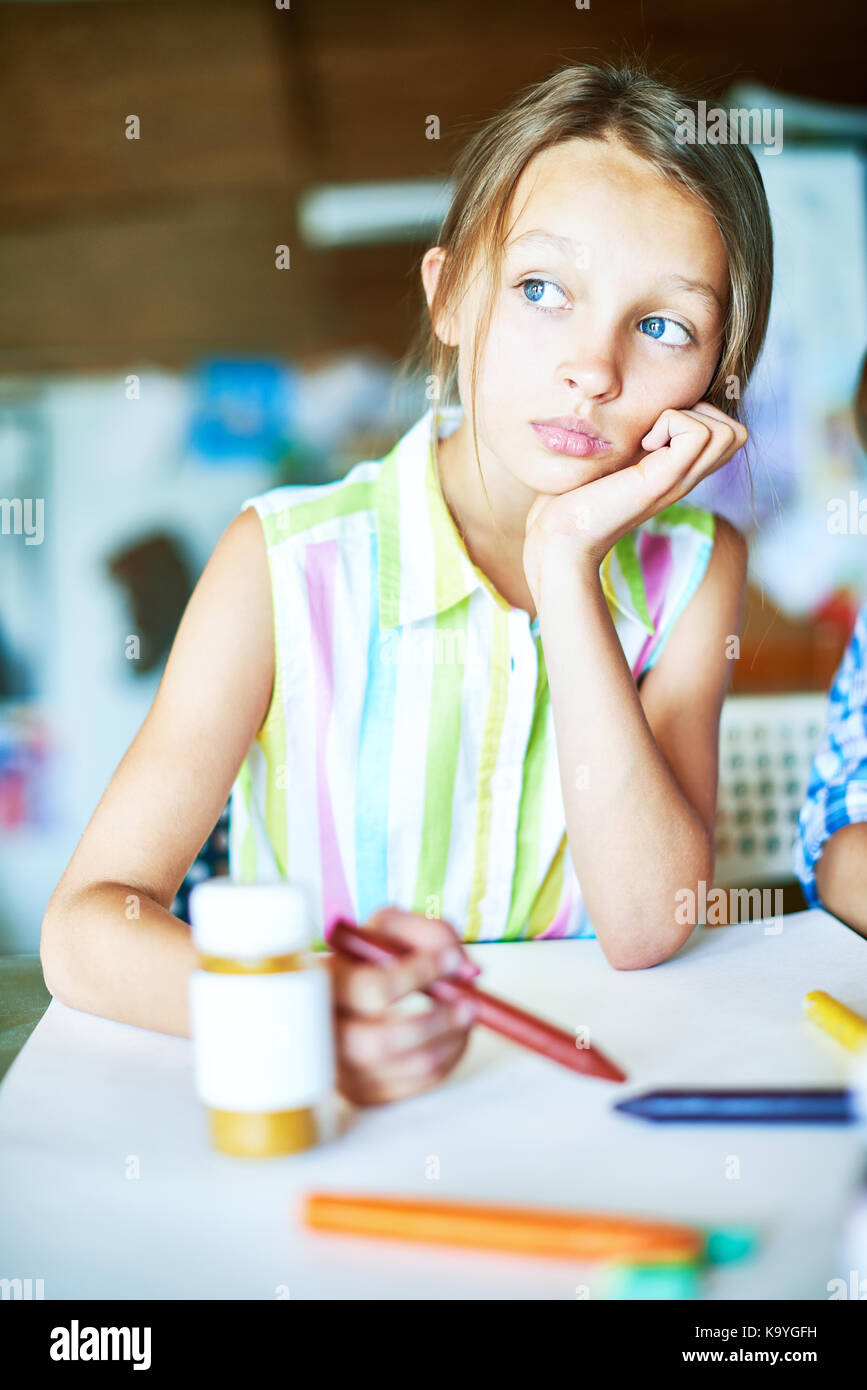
[535,415,607,440]
[531,417,611,459]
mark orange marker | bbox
[303,1191,705,1264]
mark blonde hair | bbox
[398,58,774,530]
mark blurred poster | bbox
[693,145,867,615]
[0,391,54,828]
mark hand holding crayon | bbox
[325,908,482,1108]
[330,915,626,1083]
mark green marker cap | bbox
[704,1227,759,1264]
[600,1262,702,1300]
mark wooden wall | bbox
[0,0,864,372]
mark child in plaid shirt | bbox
[795,602,867,937]
[795,351,867,938]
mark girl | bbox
[41,61,772,1107]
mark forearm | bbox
[814,822,867,940]
[40,882,198,1037]
[536,561,713,968]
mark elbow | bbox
[597,841,715,972]
[813,826,867,938]
[39,909,62,1000]
[596,913,687,970]
[591,902,693,970]
[39,897,74,1004]
[603,941,682,971]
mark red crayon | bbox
[330,918,627,1084]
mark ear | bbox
[421,246,459,347]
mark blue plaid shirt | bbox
[795,601,867,906]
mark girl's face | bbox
[432,135,730,498]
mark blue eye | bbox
[519,278,569,312]
[517,283,695,343]
[639,316,693,347]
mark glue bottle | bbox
[188,880,336,1157]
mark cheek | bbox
[676,352,719,402]
[661,343,719,400]
[486,300,530,361]
[467,308,532,400]
[630,355,713,425]
[482,305,568,399]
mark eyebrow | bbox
[506,229,724,311]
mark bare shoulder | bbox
[204,505,271,618]
[708,512,748,575]
[150,503,275,730]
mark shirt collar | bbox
[375,405,512,630]
[374,405,655,635]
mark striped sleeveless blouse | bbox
[228,404,715,950]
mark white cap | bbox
[188,880,314,959]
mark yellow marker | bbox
[804,990,867,1054]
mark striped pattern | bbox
[795,601,867,906]
[228,405,716,949]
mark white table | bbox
[1,908,865,1300]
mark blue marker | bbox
[614,1088,856,1123]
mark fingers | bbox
[636,403,747,500]
[329,907,481,1108]
[566,402,745,556]
[686,402,749,468]
[640,407,713,474]
[523,400,749,571]
[644,403,747,466]
[338,993,477,1070]
[330,907,479,1015]
[336,1020,472,1107]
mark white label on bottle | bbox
[188,968,335,1112]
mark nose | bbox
[561,340,620,402]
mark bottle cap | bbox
[188,880,314,959]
